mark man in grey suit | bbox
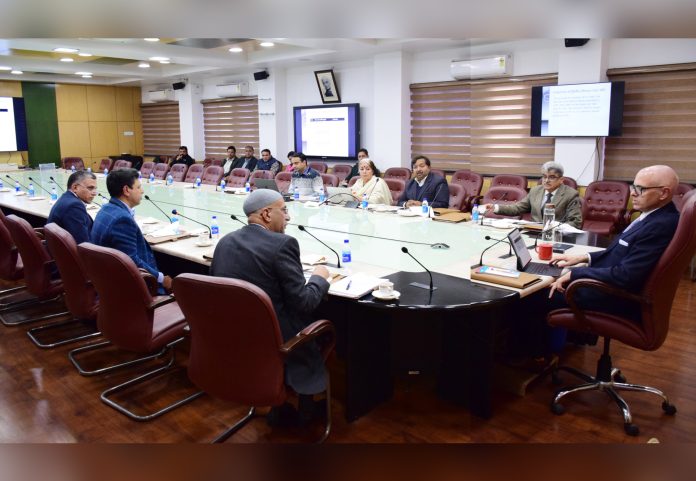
[210,189,331,424]
[484,161,583,228]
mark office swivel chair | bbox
[581,180,630,236]
[548,191,696,436]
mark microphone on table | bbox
[401,246,435,292]
[49,176,65,192]
[26,176,54,197]
[144,195,173,223]
[532,222,562,250]
[230,214,247,226]
[5,174,30,191]
[297,224,341,268]
[171,209,212,239]
[471,234,514,269]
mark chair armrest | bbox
[33,227,45,240]
[150,295,177,310]
[138,268,159,296]
[564,278,647,325]
[280,319,336,360]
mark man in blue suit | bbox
[91,168,172,292]
[397,155,450,208]
[47,170,97,244]
[549,165,680,321]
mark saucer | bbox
[195,241,213,247]
[372,289,400,300]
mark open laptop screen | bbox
[507,228,532,270]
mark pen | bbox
[345,280,352,291]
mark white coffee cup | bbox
[197,233,212,246]
[378,280,394,295]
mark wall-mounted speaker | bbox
[172,81,186,90]
[564,38,590,48]
[253,71,269,81]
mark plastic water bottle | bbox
[361,193,368,209]
[0,179,4,189]
[421,198,429,217]
[71,165,76,173]
[220,179,226,192]
[341,239,352,265]
[149,172,155,184]
[472,203,480,222]
[211,215,219,239]
[170,213,180,234]
[28,183,35,197]
[166,174,173,186]
[14,181,20,193]
[319,186,326,203]
[138,171,142,180]
[87,167,92,173]
[293,186,300,200]
[50,186,58,201]
[245,181,250,193]
[103,168,108,176]
[195,177,201,188]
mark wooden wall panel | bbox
[117,121,136,154]
[89,122,118,157]
[58,121,91,158]
[55,84,88,121]
[134,121,144,154]
[132,87,142,122]
[0,80,22,97]
[115,88,134,121]
[86,86,117,121]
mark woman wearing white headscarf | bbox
[350,158,392,205]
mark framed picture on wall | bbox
[314,69,341,104]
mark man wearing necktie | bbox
[483,161,583,228]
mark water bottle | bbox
[472,203,480,222]
[87,167,92,173]
[220,179,226,192]
[50,186,58,201]
[149,172,155,183]
[211,215,219,239]
[14,181,20,193]
[319,186,326,203]
[542,203,556,244]
[166,174,173,186]
[171,214,180,234]
[103,168,108,176]
[361,193,368,209]
[341,239,352,265]
[71,165,76,173]
[421,198,429,217]
[245,181,250,193]
[28,183,35,197]
[0,179,4,189]
[138,171,142,180]
[293,186,300,200]
[195,177,201,188]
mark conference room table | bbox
[0,167,602,422]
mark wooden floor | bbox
[1,273,695,443]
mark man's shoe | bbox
[266,402,300,427]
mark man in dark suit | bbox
[46,170,97,244]
[169,146,195,168]
[549,165,681,321]
[91,168,172,292]
[397,155,450,208]
[210,189,331,424]
[220,145,238,177]
[230,145,258,172]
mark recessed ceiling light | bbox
[60,57,74,62]
[81,75,92,79]
[138,62,151,68]
[0,66,12,71]
[259,42,275,47]
[228,47,243,53]
[75,71,92,76]
[148,56,169,62]
[144,38,160,42]
[159,60,170,64]
[53,47,79,53]
[78,52,93,57]
[11,70,23,75]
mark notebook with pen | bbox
[329,273,384,299]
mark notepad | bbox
[329,273,384,299]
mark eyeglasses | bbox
[630,184,665,196]
[541,175,560,181]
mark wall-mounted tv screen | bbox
[0,97,28,152]
[293,103,360,160]
[530,81,625,137]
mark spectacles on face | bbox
[630,184,665,196]
[541,174,561,181]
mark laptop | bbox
[254,178,293,201]
[507,228,563,277]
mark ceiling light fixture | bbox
[75,71,92,76]
[259,42,275,47]
[0,66,12,71]
[159,60,170,64]
[11,70,23,75]
[138,62,151,68]
[60,57,74,62]
[144,38,160,42]
[148,56,169,62]
[78,52,93,57]
[53,47,79,53]
[228,47,243,53]
[81,75,92,79]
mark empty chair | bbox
[309,162,328,174]
[166,163,185,181]
[582,180,630,236]
[98,158,113,172]
[203,158,215,168]
[430,169,446,179]
[348,176,359,187]
[672,182,694,212]
[112,159,132,171]
[383,167,411,182]
[201,166,224,185]
[227,168,249,188]
[447,183,466,211]
[0,211,27,304]
[491,174,528,191]
[480,186,528,219]
[537,176,578,190]
[173,273,336,443]
[71,243,202,420]
[140,161,155,177]
[384,178,406,205]
[450,169,483,211]
[184,164,205,183]
[321,173,339,188]
[548,191,696,436]
[274,172,292,194]
[332,164,352,183]
[249,170,273,190]
[153,162,171,180]
[62,157,85,171]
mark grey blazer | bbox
[210,223,330,394]
[496,183,583,228]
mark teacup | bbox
[197,233,213,247]
[378,280,394,295]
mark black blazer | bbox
[231,156,258,172]
[46,192,93,244]
[397,174,450,208]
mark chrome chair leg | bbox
[69,340,170,376]
[212,407,257,443]
[26,318,101,349]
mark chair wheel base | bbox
[624,423,640,436]
[550,402,565,415]
[662,402,677,415]
[614,373,627,383]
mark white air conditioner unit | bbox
[216,82,248,98]
[450,55,512,80]
[147,89,176,102]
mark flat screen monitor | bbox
[530,81,625,137]
[293,103,360,160]
[0,97,28,152]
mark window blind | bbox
[140,102,181,156]
[202,97,259,159]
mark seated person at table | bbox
[46,170,97,244]
[285,151,295,172]
[483,161,582,228]
[221,145,238,177]
[288,152,323,196]
[230,145,258,171]
[255,148,282,176]
[350,158,392,205]
[169,145,195,167]
[397,155,449,208]
[345,148,369,183]
[210,189,331,424]
[91,168,172,292]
